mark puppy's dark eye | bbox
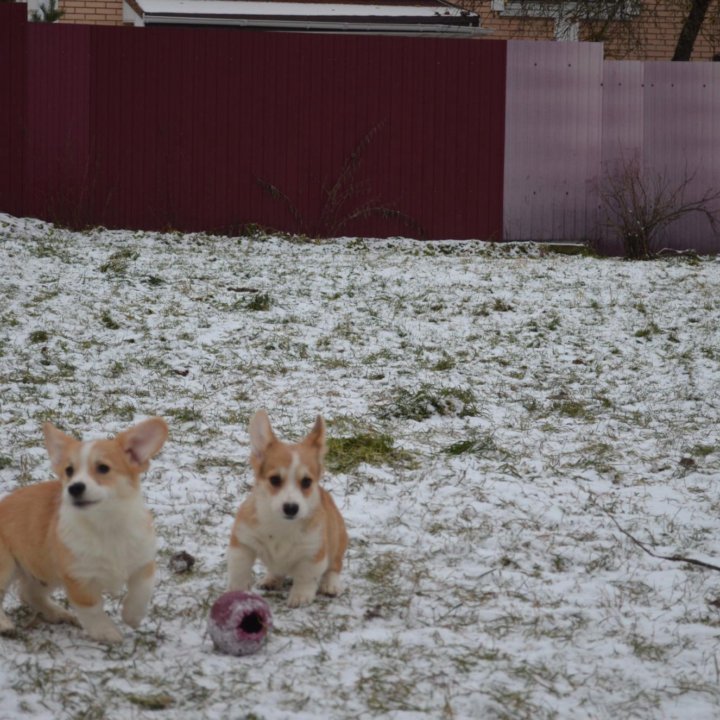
[65,466,74,478]
[97,463,110,474]
[269,475,282,487]
[300,476,312,490]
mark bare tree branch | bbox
[673,0,714,59]
[587,491,720,573]
[603,508,720,573]
[598,153,720,258]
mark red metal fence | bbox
[1,6,507,239]
[3,7,719,251]
[0,5,25,218]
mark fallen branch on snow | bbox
[602,506,720,573]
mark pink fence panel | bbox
[503,40,604,242]
[643,63,720,253]
[599,61,645,253]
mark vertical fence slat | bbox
[0,5,26,218]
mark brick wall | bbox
[58,0,123,25]
[586,0,720,59]
[465,0,720,60]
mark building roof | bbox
[124,0,484,35]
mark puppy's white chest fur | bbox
[58,499,155,594]
[240,514,321,576]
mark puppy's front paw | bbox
[287,586,317,608]
[258,574,284,591]
[319,571,342,597]
[88,623,124,644]
[121,606,145,629]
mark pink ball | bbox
[208,591,272,656]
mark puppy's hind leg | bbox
[0,541,17,633]
[18,575,77,626]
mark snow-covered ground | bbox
[1,214,720,719]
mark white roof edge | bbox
[133,0,477,18]
[138,15,488,34]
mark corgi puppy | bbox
[0,418,168,643]
[227,410,347,607]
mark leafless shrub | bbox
[599,155,720,259]
[258,122,423,239]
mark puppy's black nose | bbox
[68,482,86,498]
[283,503,299,518]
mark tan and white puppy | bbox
[228,410,348,607]
[0,418,168,643]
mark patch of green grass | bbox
[31,288,61,304]
[333,318,361,342]
[430,354,456,371]
[635,321,661,339]
[110,403,137,422]
[126,693,175,710]
[28,330,49,344]
[444,438,479,455]
[326,432,414,473]
[320,357,351,369]
[385,384,478,421]
[493,298,514,312]
[100,311,120,330]
[628,633,670,662]
[546,314,561,331]
[444,431,504,458]
[100,248,138,274]
[246,292,271,311]
[690,443,716,457]
[166,406,203,423]
[355,662,422,715]
[553,399,591,420]
[363,349,396,365]
[108,361,125,378]
[195,455,245,472]
[363,551,400,585]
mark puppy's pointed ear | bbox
[117,417,168,471]
[303,415,327,460]
[43,422,76,467]
[249,410,276,469]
